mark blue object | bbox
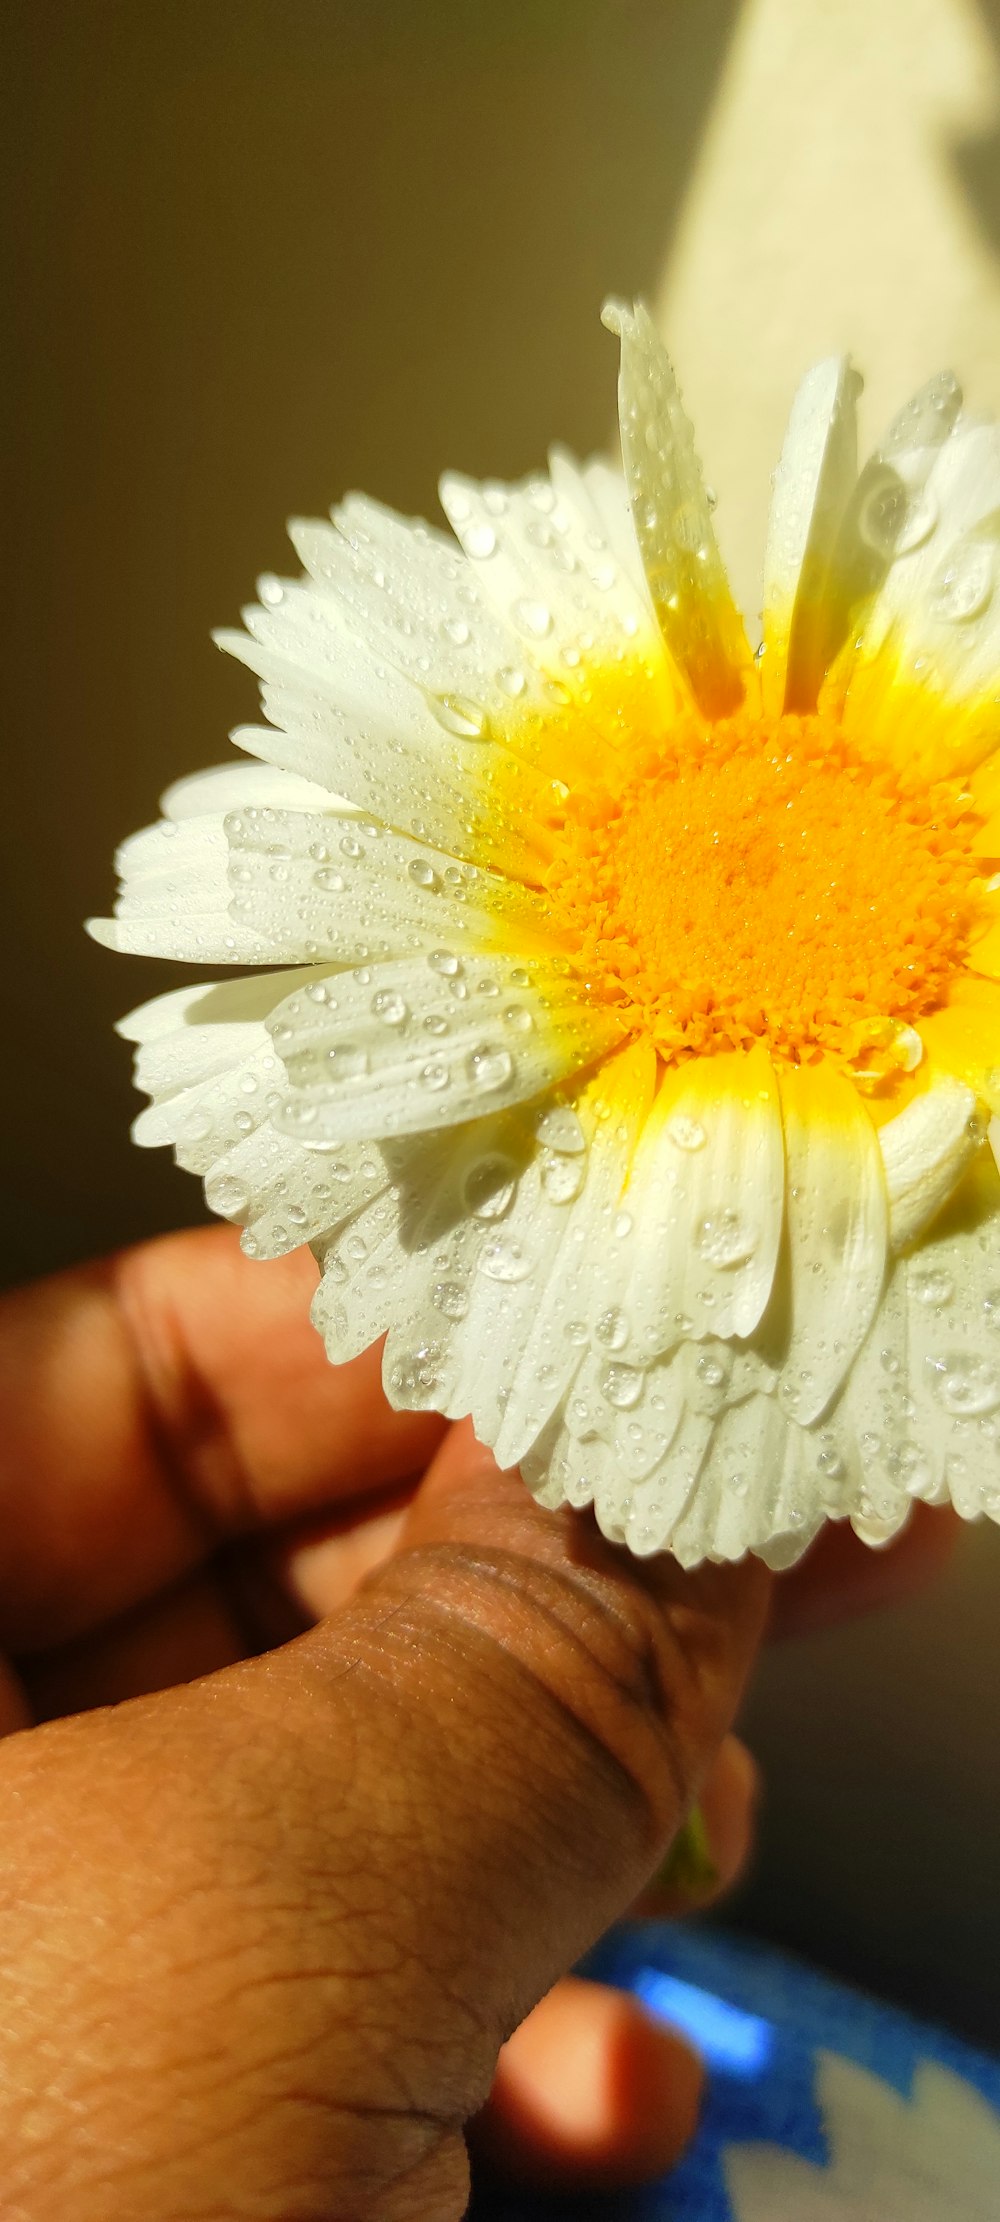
[468,1921,1000,2220]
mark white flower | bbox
[724,2050,1000,2220]
[91,302,1000,1568]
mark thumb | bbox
[347,1418,770,2030]
[0,1422,769,2222]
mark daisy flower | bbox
[91,302,1000,1569]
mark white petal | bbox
[761,356,861,715]
[773,366,962,721]
[521,1362,704,1552]
[601,298,751,716]
[619,1402,716,1557]
[490,1044,655,1465]
[270,953,623,1148]
[223,805,549,966]
[290,495,550,725]
[438,460,676,735]
[312,1184,427,1365]
[545,447,663,639]
[113,817,229,913]
[87,818,285,964]
[118,971,299,1045]
[853,391,988,677]
[95,797,554,974]
[219,593,561,879]
[132,1040,283,1166]
[222,1128,389,1259]
[775,1063,888,1424]
[900,1150,1000,1523]
[133,1020,276,1107]
[119,965,384,1257]
[837,1265,921,1539]
[162,761,348,819]
[578,457,656,601]
[312,1044,653,1461]
[609,1047,784,1361]
[879,1080,983,1249]
[671,1394,824,1572]
[840,406,1000,773]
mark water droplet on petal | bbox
[420,1062,450,1091]
[694,1209,756,1270]
[858,475,908,556]
[371,989,409,1026]
[387,1343,446,1407]
[206,1175,247,1217]
[890,1024,923,1072]
[930,540,995,623]
[599,1361,643,1409]
[466,1044,514,1092]
[479,1235,533,1283]
[928,1351,1000,1415]
[540,1151,584,1204]
[431,694,488,740]
[911,1266,955,1308]
[432,1279,469,1321]
[326,1044,369,1080]
[536,1106,587,1153]
[512,597,553,637]
[408,858,441,891]
[895,492,938,554]
[464,1154,517,1219]
[594,1306,629,1351]
[667,1115,707,1152]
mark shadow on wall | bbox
[954,0,1000,250]
[1,0,739,1285]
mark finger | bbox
[0,1422,769,2219]
[629,1733,760,1916]
[271,1486,415,1622]
[769,1501,958,1641]
[0,1227,446,1652]
[17,1566,248,1727]
[472,1976,703,2191]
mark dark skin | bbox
[0,1227,952,2219]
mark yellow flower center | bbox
[543,709,985,1073]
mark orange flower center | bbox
[543,709,985,1071]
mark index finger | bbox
[0,1226,445,1652]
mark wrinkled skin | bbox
[0,1229,952,2220]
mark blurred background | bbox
[4,0,1000,2043]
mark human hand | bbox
[0,1228,951,2219]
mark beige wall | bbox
[3,0,999,2041]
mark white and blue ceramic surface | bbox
[470,1923,1000,2219]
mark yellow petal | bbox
[920,976,1000,1110]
